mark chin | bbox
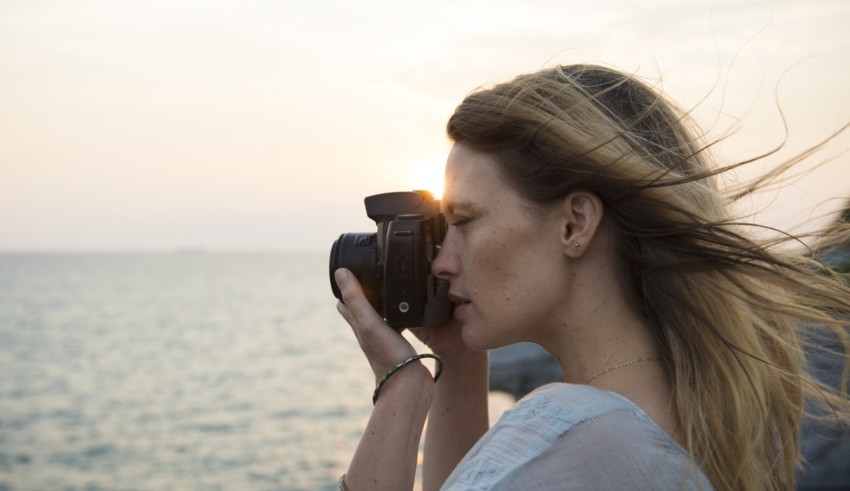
[461,323,504,352]
[460,324,485,350]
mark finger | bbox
[336,301,355,329]
[336,300,373,340]
[335,269,419,379]
[334,268,385,327]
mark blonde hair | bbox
[447,64,850,491]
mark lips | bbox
[449,293,470,305]
[449,293,471,318]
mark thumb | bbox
[334,268,385,327]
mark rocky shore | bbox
[488,342,561,400]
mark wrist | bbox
[373,354,442,405]
[442,347,488,375]
[436,343,485,364]
[374,361,437,406]
[433,349,488,400]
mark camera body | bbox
[329,190,452,328]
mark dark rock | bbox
[489,343,562,400]
[797,328,850,490]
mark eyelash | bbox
[450,216,472,227]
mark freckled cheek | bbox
[467,238,516,304]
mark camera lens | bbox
[329,233,382,311]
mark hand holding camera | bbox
[329,190,452,329]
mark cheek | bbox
[468,233,530,308]
[466,236,510,289]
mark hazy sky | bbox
[2,0,848,252]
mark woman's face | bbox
[432,143,572,350]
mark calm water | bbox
[0,253,375,490]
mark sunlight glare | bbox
[407,157,446,199]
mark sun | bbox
[406,157,446,199]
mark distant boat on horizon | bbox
[173,247,206,254]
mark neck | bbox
[532,230,681,444]
[534,249,656,383]
[543,304,660,386]
[540,299,682,443]
[583,356,662,385]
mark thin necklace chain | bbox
[584,357,661,385]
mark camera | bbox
[329,190,452,328]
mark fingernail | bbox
[334,268,350,286]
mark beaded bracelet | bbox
[372,353,443,405]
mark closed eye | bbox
[450,216,473,227]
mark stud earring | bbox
[574,242,580,248]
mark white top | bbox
[441,383,714,490]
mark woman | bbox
[333,64,850,490]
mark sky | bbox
[1,0,848,252]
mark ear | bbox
[559,191,604,258]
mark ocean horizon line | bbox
[0,248,328,255]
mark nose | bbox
[431,234,460,279]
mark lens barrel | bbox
[328,232,382,311]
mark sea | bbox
[0,252,384,491]
[5,252,846,490]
